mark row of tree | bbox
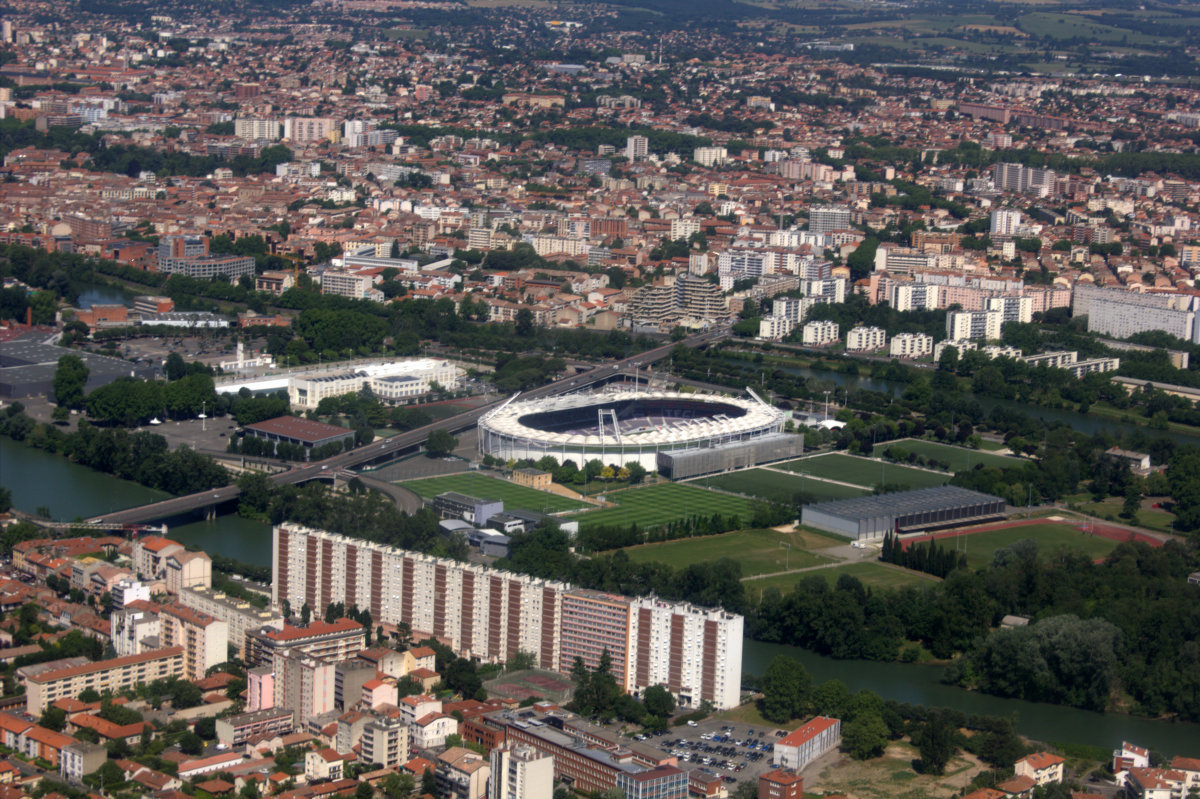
[0,404,228,497]
[880,532,968,578]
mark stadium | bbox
[478,389,790,471]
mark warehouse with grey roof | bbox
[800,485,1007,540]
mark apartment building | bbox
[320,270,383,301]
[274,649,336,718]
[693,147,728,167]
[273,525,744,709]
[282,117,338,144]
[560,590,635,690]
[985,295,1033,324]
[234,118,280,141]
[625,135,649,161]
[802,320,838,346]
[158,603,228,681]
[245,618,365,668]
[361,716,410,769]
[989,208,1023,236]
[489,744,554,799]
[111,607,160,656]
[808,206,851,236]
[1072,284,1200,344]
[132,536,184,581]
[179,585,284,658]
[946,310,1003,341]
[21,648,185,715]
[165,550,211,594]
[889,333,933,359]
[215,708,295,747]
[437,747,491,799]
[846,326,887,352]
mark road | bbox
[90,329,729,525]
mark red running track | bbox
[899,517,1164,550]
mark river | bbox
[4,431,1200,752]
[0,436,272,566]
[743,639,1200,755]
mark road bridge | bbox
[89,329,728,526]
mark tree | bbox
[913,711,957,774]
[759,655,811,723]
[355,783,373,799]
[421,769,440,798]
[52,354,89,409]
[515,307,534,336]
[38,706,66,732]
[179,731,205,754]
[164,351,188,381]
[643,685,676,719]
[842,711,889,759]
[426,429,458,458]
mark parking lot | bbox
[659,717,785,788]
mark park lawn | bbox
[940,523,1121,570]
[570,483,759,532]
[700,468,869,504]
[742,561,938,596]
[620,528,834,576]
[872,439,1020,472]
[779,454,950,490]
[1071,497,1178,536]
[399,473,589,512]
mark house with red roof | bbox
[1014,752,1065,786]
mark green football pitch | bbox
[779,453,950,490]
[569,483,759,531]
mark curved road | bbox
[91,329,729,525]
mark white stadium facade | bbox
[477,388,789,471]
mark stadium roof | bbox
[805,485,1004,519]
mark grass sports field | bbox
[399,473,588,512]
[914,522,1122,570]
[571,483,758,531]
[780,453,950,490]
[621,528,835,576]
[701,469,869,504]
[872,439,1019,473]
[742,561,938,595]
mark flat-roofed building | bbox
[179,586,284,658]
[22,648,185,715]
[158,602,228,681]
[215,707,295,747]
[245,618,365,667]
[489,743,553,799]
[361,716,409,768]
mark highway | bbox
[90,328,728,526]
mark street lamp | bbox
[199,400,207,433]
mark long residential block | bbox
[20,647,185,715]
[272,524,744,709]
